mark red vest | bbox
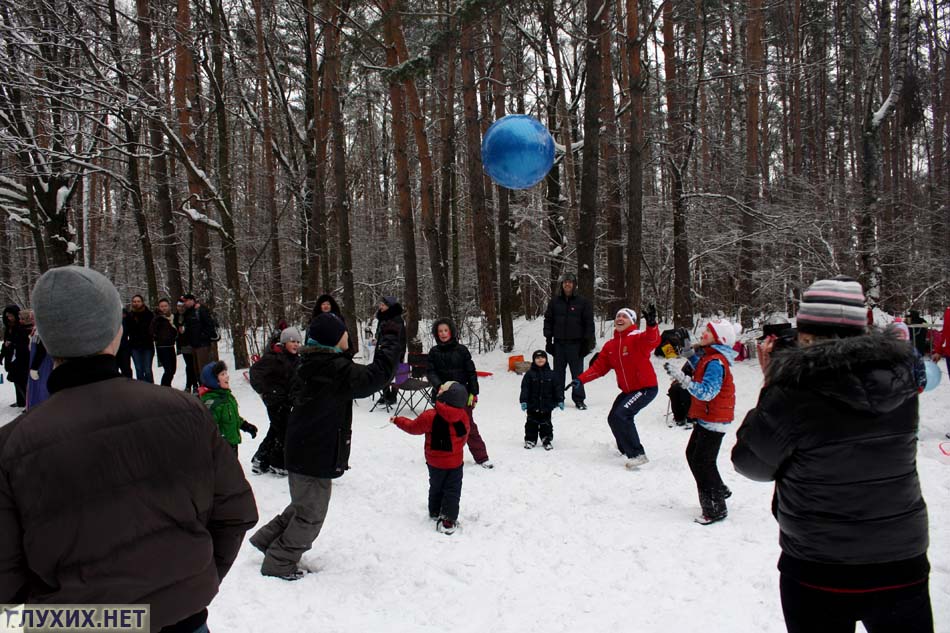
[687,349,735,423]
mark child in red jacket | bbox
[574,305,660,470]
[665,318,740,525]
[392,381,471,535]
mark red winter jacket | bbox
[936,307,950,356]
[393,401,471,469]
[688,348,736,423]
[579,324,660,393]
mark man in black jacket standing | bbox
[732,276,932,632]
[250,312,400,580]
[181,293,216,380]
[543,272,595,409]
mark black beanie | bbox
[532,349,547,361]
[307,313,347,347]
[437,381,469,409]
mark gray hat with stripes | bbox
[796,276,867,337]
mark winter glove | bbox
[468,394,478,408]
[565,378,581,392]
[240,421,258,438]
[380,320,402,337]
[521,402,528,412]
[545,337,555,355]
[663,361,692,389]
[29,369,40,381]
[643,304,658,327]
[558,402,565,411]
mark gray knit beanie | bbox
[279,327,303,345]
[32,266,123,358]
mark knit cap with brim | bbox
[307,313,347,347]
[31,266,123,358]
[532,349,548,361]
[437,381,469,409]
[796,276,867,337]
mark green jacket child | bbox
[200,361,257,448]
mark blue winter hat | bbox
[307,313,347,347]
[200,361,227,390]
[437,381,469,409]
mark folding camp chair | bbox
[370,362,411,413]
[393,353,434,417]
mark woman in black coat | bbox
[2,305,29,407]
[732,276,932,632]
[427,318,492,468]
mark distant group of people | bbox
[0,266,942,632]
[115,293,217,393]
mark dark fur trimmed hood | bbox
[431,318,458,345]
[766,333,918,415]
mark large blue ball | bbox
[923,359,942,392]
[481,115,555,190]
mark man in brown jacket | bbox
[0,266,258,633]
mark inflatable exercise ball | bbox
[481,115,555,190]
[923,359,942,392]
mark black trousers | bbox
[668,382,692,422]
[553,341,586,404]
[524,410,553,443]
[254,403,289,470]
[780,575,933,633]
[156,346,177,387]
[427,464,463,522]
[182,352,197,392]
[685,424,727,517]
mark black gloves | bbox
[240,421,258,438]
[381,320,402,337]
[643,303,658,327]
[545,337,555,355]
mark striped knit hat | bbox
[796,276,867,337]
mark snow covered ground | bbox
[1,318,947,632]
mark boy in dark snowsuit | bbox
[249,327,302,475]
[200,361,258,453]
[427,318,492,468]
[665,319,740,524]
[392,381,471,535]
[519,350,564,450]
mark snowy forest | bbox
[0,0,947,368]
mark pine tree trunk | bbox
[209,0,249,368]
[489,12,515,352]
[461,19,498,344]
[135,0,183,301]
[326,0,359,354]
[578,0,606,303]
[384,45,420,344]
[173,0,213,302]
[384,0,452,323]
[738,0,763,328]
[625,0,644,310]
[600,4,625,317]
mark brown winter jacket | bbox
[0,355,258,632]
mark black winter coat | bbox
[249,347,300,408]
[184,305,215,349]
[426,319,478,396]
[374,299,406,363]
[150,312,178,348]
[284,331,399,478]
[124,307,154,350]
[732,334,928,582]
[543,291,594,347]
[519,364,562,411]
[0,305,21,372]
[0,355,257,629]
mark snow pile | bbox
[1,318,947,632]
